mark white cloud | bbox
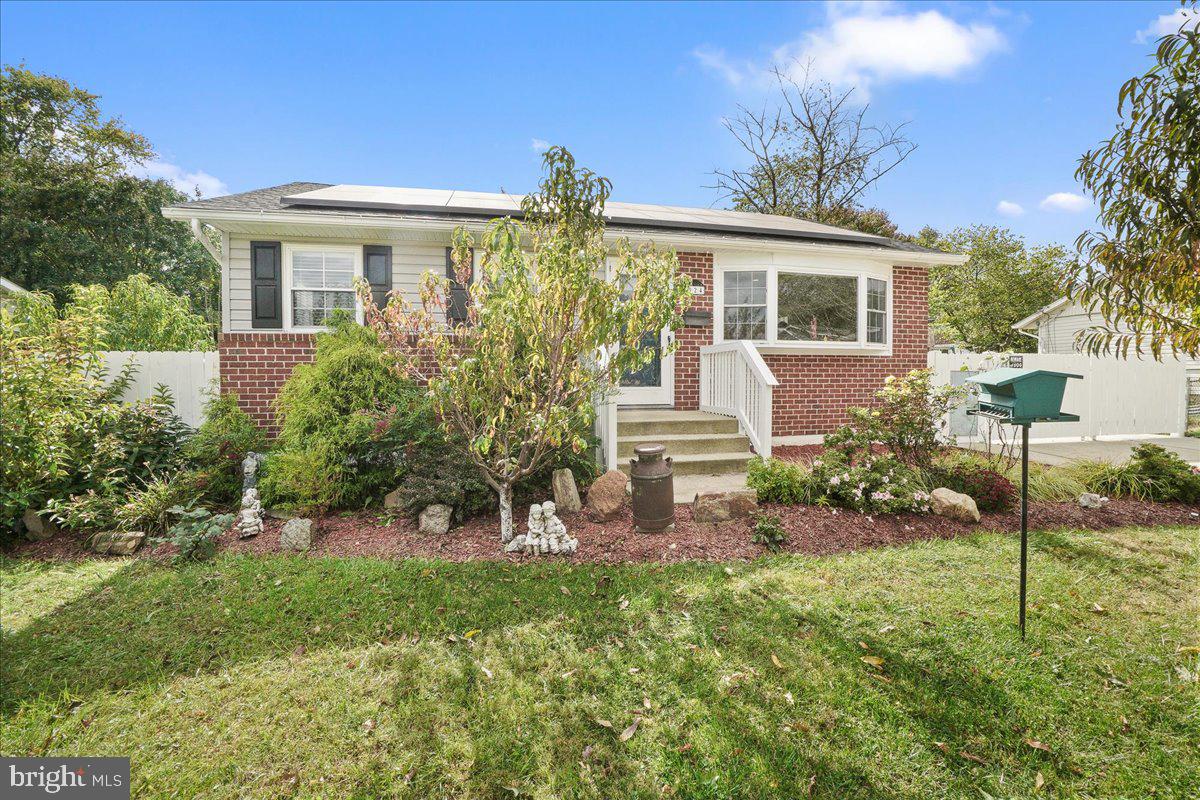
[1039,192,1090,213]
[1134,7,1199,44]
[530,138,550,153]
[134,159,228,198]
[695,3,1006,97]
[996,200,1024,217]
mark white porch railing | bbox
[699,341,779,457]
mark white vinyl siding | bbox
[225,238,450,332]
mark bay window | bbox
[286,246,359,329]
[719,266,890,349]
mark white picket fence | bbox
[928,351,1190,442]
[99,351,219,428]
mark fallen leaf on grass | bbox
[464,629,481,639]
[618,599,630,610]
[860,656,884,668]
[771,653,785,669]
[1091,603,1107,614]
[560,586,571,596]
[857,641,869,650]
[933,741,951,754]
[361,719,375,733]
[676,743,692,753]
[784,691,795,706]
[479,664,493,679]
[1024,739,1052,753]
[1035,772,1045,791]
[878,625,896,634]
[643,696,652,709]
[959,750,986,765]
[620,718,640,741]
[593,718,613,729]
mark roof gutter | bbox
[163,206,969,267]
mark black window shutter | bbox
[363,245,392,309]
[250,241,282,329]
[445,246,473,324]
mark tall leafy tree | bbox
[9,274,214,351]
[923,225,1069,353]
[0,65,218,325]
[1070,7,1199,358]
[711,66,914,237]
[364,147,691,540]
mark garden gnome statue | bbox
[238,488,264,539]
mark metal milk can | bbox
[630,443,674,532]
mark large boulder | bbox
[418,504,453,535]
[552,468,582,513]
[89,531,145,556]
[692,490,758,526]
[586,470,628,521]
[931,487,981,523]
[281,518,313,551]
[22,509,57,542]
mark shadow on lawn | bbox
[0,556,692,713]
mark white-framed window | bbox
[284,244,361,330]
[718,265,890,349]
[722,270,767,340]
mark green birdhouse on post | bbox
[965,367,1083,639]
[967,368,1083,425]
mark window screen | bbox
[722,271,767,340]
[291,250,355,327]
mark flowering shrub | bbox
[808,448,931,514]
[928,462,1017,512]
[846,369,966,469]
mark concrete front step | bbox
[617,432,751,458]
[617,409,740,437]
[617,451,752,477]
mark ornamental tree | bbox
[1070,11,1199,358]
[360,147,691,541]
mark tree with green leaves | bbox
[363,147,691,541]
[711,66,914,237]
[1070,7,1199,359]
[8,274,213,351]
[921,225,1069,353]
[0,64,218,325]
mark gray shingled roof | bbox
[169,182,952,255]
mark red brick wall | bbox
[669,255,930,437]
[218,333,316,436]
[673,251,714,410]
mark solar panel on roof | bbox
[279,184,896,246]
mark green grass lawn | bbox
[2,526,1197,799]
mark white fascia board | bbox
[163,207,969,267]
[1011,296,1071,331]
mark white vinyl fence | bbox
[99,351,219,428]
[928,351,1189,442]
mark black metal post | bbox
[1019,423,1030,639]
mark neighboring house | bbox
[163,183,963,470]
[1,276,29,312]
[1013,295,1198,366]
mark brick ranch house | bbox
[164,183,965,475]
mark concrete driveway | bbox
[973,436,1200,467]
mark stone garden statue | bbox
[238,488,264,539]
[505,501,578,555]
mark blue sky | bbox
[1,1,1192,246]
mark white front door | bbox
[617,327,674,406]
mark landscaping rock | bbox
[418,504,452,535]
[383,488,404,510]
[931,488,980,523]
[586,470,628,521]
[1078,493,1109,509]
[22,509,56,542]
[89,531,145,556]
[281,518,313,551]
[552,468,582,513]
[692,490,758,525]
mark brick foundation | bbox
[218,332,316,436]
[669,256,929,437]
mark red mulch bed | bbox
[8,500,1197,565]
